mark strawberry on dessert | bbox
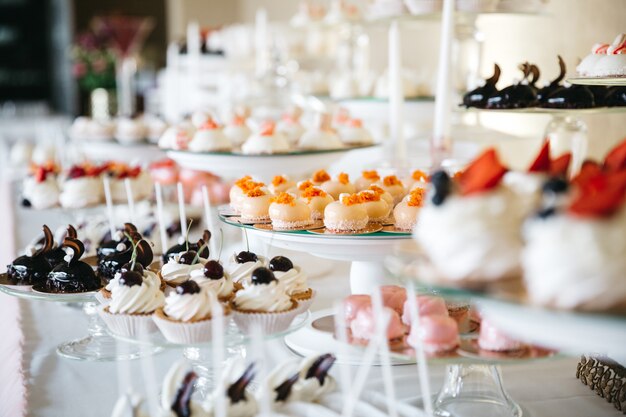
[242,121,290,155]
[188,118,231,152]
[355,170,381,191]
[22,163,60,209]
[321,172,356,200]
[276,106,305,145]
[350,306,405,343]
[401,295,448,326]
[379,285,407,315]
[59,163,105,208]
[415,148,524,284]
[478,319,524,352]
[407,315,460,354]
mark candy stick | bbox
[333,302,352,404]
[124,178,136,224]
[406,283,433,417]
[211,297,226,417]
[116,340,132,397]
[177,182,187,240]
[250,325,271,415]
[202,185,219,259]
[139,331,159,417]
[102,176,116,238]
[371,289,398,417]
[154,183,169,254]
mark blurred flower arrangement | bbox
[71,30,116,92]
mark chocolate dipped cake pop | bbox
[43,225,78,268]
[543,84,595,109]
[98,232,153,281]
[6,225,55,285]
[462,64,501,108]
[486,62,538,109]
[45,237,101,293]
[605,86,626,107]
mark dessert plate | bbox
[381,225,412,235]
[568,76,626,87]
[461,106,626,115]
[307,224,383,236]
[0,273,33,291]
[31,284,101,300]
[253,220,325,232]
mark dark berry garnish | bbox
[119,270,143,287]
[269,256,293,272]
[68,166,86,179]
[120,262,144,275]
[537,207,556,219]
[251,267,276,285]
[176,280,201,295]
[22,198,32,207]
[542,177,569,194]
[178,251,198,265]
[203,260,224,280]
[430,170,451,206]
[236,251,258,264]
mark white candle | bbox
[154,183,169,254]
[139,332,159,416]
[432,0,455,161]
[250,326,271,415]
[201,186,219,260]
[333,302,352,404]
[388,21,406,166]
[176,182,187,240]
[124,178,135,225]
[102,176,116,238]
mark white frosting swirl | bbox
[106,270,161,292]
[190,269,235,299]
[160,252,207,284]
[108,276,165,314]
[273,267,308,296]
[188,129,231,152]
[233,280,293,312]
[241,133,290,155]
[163,285,215,322]
[59,176,103,208]
[225,255,266,285]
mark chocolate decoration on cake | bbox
[45,237,101,293]
[43,225,78,268]
[251,267,276,285]
[543,85,595,109]
[226,363,256,404]
[176,280,201,295]
[462,63,501,108]
[537,56,567,103]
[304,353,336,385]
[163,229,211,262]
[486,63,538,109]
[203,260,224,280]
[98,232,152,281]
[274,373,300,402]
[527,63,540,94]
[97,223,138,260]
[605,86,626,107]
[171,371,198,417]
[268,256,293,272]
[6,225,55,285]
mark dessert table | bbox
[4,260,621,417]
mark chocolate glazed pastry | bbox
[43,225,78,268]
[537,56,567,104]
[171,371,198,417]
[98,232,153,281]
[486,63,538,109]
[97,223,138,260]
[543,84,596,109]
[6,225,55,285]
[527,64,541,95]
[163,230,211,262]
[227,363,256,404]
[45,237,101,293]
[462,64,501,108]
[605,86,626,107]
[305,353,336,385]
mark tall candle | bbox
[177,182,187,240]
[124,178,135,225]
[388,21,406,166]
[201,186,219,260]
[154,183,168,254]
[102,176,116,238]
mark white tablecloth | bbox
[16,261,622,417]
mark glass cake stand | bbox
[567,77,626,87]
[0,275,161,362]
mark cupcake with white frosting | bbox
[241,121,290,155]
[153,280,228,344]
[298,113,343,150]
[99,261,163,303]
[231,266,299,334]
[188,118,231,152]
[159,243,209,287]
[190,259,239,302]
[225,250,267,286]
[268,255,314,312]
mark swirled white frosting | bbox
[414,186,524,282]
[163,285,215,322]
[190,269,235,299]
[298,129,343,150]
[108,276,164,314]
[522,209,626,311]
[160,253,207,284]
[225,255,267,285]
[188,129,231,152]
[59,176,103,208]
[233,280,293,312]
[273,267,308,296]
[22,176,59,209]
[106,270,160,292]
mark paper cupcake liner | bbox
[98,306,157,337]
[231,301,299,334]
[291,289,316,314]
[153,308,225,344]
[95,289,110,305]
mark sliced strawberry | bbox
[34,167,47,182]
[604,137,626,172]
[572,160,602,187]
[549,153,571,176]
[459,148,508,195]
[68,166,86,179]
[569,182,625,217]
[528,140,551,173]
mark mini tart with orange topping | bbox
[355,170,381,191]
[376,175,406,205]
[269,175,296,195]
[311,169,331,185]
[368,184,394,207]
[300,186,334,220]
[229,176,265,212]
[321,172,356,199]
[268,192,313,229]
[406,169,429,191]
[239,186,272,222]
[357,190,391,223]
[393,188,426,231]
[323,193,369,232]
[296,180,315,196]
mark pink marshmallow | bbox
[379,285,407,315]
[401,295,449,325]
[478,319,523,352]
[350,306,405,341]
[342,295,371,322]
[407,315,459,354]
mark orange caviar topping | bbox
[383,175,403,187]
[358,191,381,202]
[272,175,288,187]
[407,188,426,207]
[338,172,349,185]
[235,176,252,188]
[453,171,463,180]
[271,192,296,206]
[245,186,266,197]
[200,118,219,130]
[312,170,331,183]
[341,193,362,206]
[412,170,428,181]
[362,170,380,181]
[298,180,314,191]
[368,185,385,195]
[301,187,328,200]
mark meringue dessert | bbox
[59,164,104,208]
[320,172,356,200]
[298,113,343,150]
[22,163,60,209]
[323,193,368,232]
[577,34,626,77]
[276,106,305,144]
[269,193,313,229]
[357,190,390,223]
[188,118,231,152]
[393,187,425,231]
[338,118,373,146]
[223,108,252,147]
[300,186,334,220]
[239,186,272,223]
[241,121,289,154]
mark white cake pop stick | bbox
[177,182,187,240]
[154,182,169,254]
[333,302,352,403]
[406,282,433,417]
[371,289,398,417]
[124,178,135,224]
[139,331,159,417]
[202,185,219,259]
[251,325,271,415]
[211,297,226,417]
[116,340,132,397]
[102,176,116,238]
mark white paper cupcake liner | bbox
[95,290,110,305]
[98,306,157,337]
[293,289,316,314]
[231,302,300,334]
[152,310,218,344]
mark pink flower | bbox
[92,58,107,74]
[72,62,87,77]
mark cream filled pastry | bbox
[338,119,373,145]
[407,315,459,354]
[239,186,272,222]
[232,267,294,313]
[268,256,311,301]
[190,259,236,301]
[324,193,368,232]
[269,175,296,195]
[241,121,289,154]
[355,170,381,191]
[298,113,343,150]
[160,247,208,285]
[300,186,334,220]
[59,164,104,208]
[393,187,425,231]
[226,251,267,285]
[269,192,313,229]
[188,119,231,152]
[376,175,406,205]
[357,190,390,223]
[321,172,356,200]
[107,268,165,315]
[276,106,305,144]
[415,150,524,283]
[22,164,60,209]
